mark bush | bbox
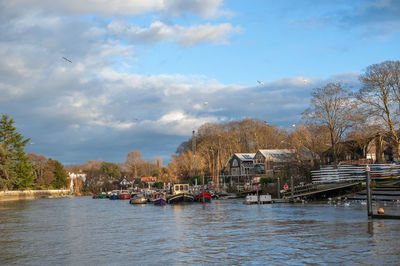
[153,181,163,189]
[260,176,275,187]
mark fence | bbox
[312,164,400,184]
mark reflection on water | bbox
[1,197,400,265]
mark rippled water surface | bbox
[1,197,400,265]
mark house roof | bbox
[256,147,316,162]
[234,153,256,161]
[141,176,157,182]
[256,149,297,162]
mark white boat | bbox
[244,194,272,204]
[129,193,147,204]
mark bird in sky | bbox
[62,57,72,63]
[257,80,265,86]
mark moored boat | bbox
[167,184,194,204]
[153,198,167,206]
[130,193,147,204]
[93,192,107,199]
[109,192,119,200]
[119,191,131,200]
[244,194,272,204]
[195,191,212,202]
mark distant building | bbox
[227,153,256,177]
[322,133,394,164]
[141,176,157,184]
[68,172,86,182]
[253,149,298,176]
[119,177,133,188]
[154,156,163,167]
[68,172,86,192]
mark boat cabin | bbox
[172,184,190,195]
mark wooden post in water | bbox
[257,184,259,204]
[277,177,281,199]
[366,165,372,217]
[290,176,294,201]
[202,174,205,203]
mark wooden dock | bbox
[371,214,400,219]
[365,167,400,219]
[282,182,361,199]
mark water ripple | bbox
[1,198,400,265]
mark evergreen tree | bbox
[0,114,34,190]
[49,159,68,189]
[0,145,9,188]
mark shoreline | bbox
[0,190,73,201]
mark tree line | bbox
[66,151,168,193]
[0,113,167,192]
[0,114,68,190]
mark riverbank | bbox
[0,190,71,201]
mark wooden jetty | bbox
[371,213,400,219]
[365,165,400,220]
[287,182,361,199]
[279,181,361,201]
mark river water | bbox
[1,197,400,265]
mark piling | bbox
[202,175,205,203]
[277,177,281,199]
[366,165,372,217]
[290,176,294,201]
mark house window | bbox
[232,159,239,167]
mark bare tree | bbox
[357,60,400,161]
[303,82,358,163]
[126,150,143,178]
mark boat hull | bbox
[93,193,107,199]
[167,193,195,204]
[119,194,131,200]
[109,194,119,200]
[130,197,147,204]
[153,198,167,206]
[195,192,212,202]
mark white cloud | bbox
[108,20,241,46]
[154,110,220,136]
[2,0,225,18]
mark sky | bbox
[1,0,400,165]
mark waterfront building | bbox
[141,176,157,186]
[227,153,256,177]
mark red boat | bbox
[119,191,131,200]
[195,191,212,202]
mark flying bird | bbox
[257,80,265,86]
[62,57,72,63]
